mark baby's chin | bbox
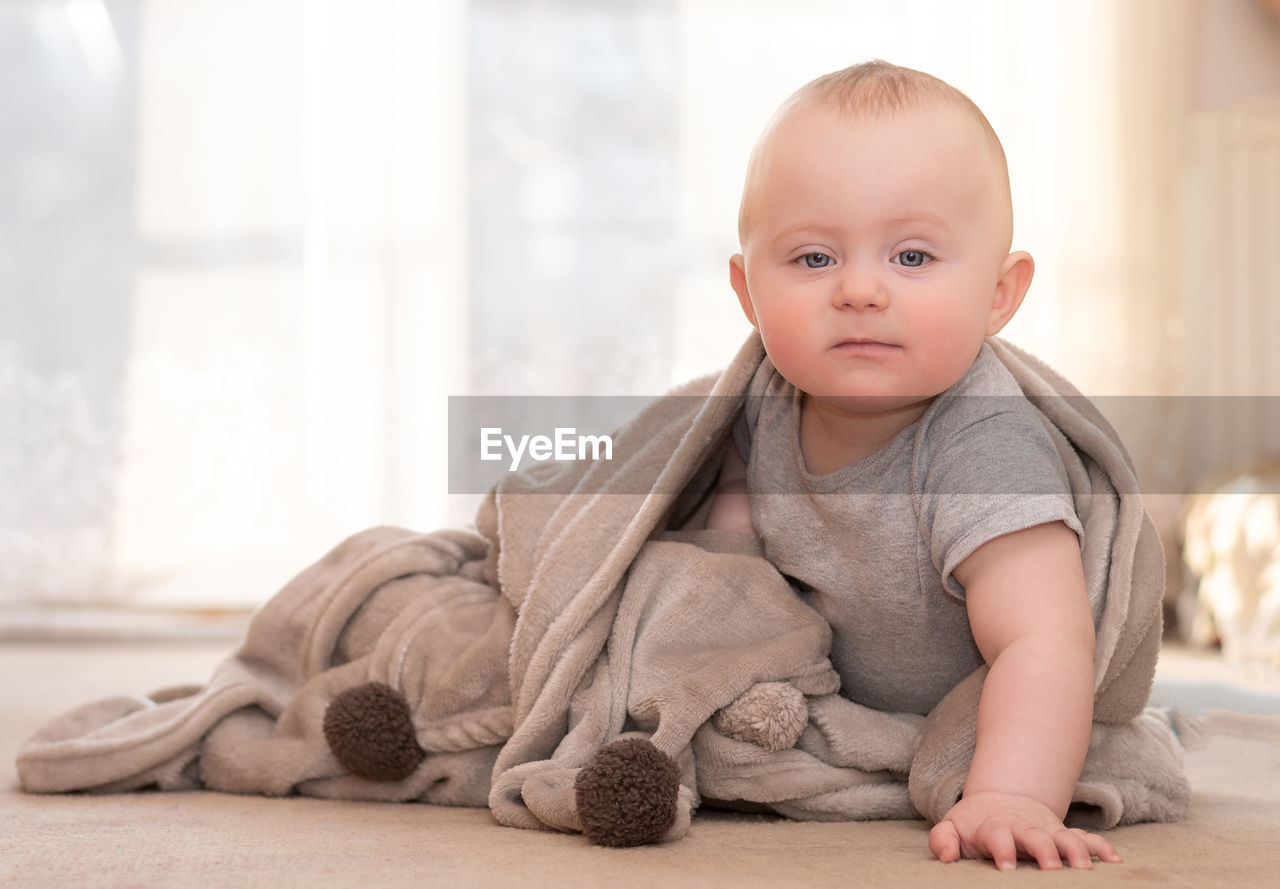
[804,391,940,419]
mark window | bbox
[2,0,1190,613]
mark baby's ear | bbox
[986,250,1034,336]
[729,254,758,329]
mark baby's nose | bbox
[833,266,889,310]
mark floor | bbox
[3,640,1280,889]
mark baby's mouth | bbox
[832,338,899,354]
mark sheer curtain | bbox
[113,0,470,605]
[1,0,1198,614]
[2,0,468,609]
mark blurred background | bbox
[1,0,1278,658]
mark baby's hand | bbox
[929,792,1121,871]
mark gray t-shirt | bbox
[733,342,1083,715]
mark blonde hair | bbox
[737,60,1010,246]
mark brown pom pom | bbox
[323,682,425,781]
[574,737,680,847]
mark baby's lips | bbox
[832,338,900,350]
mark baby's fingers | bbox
[928,820,962,863]
[1018,827,1120,870]
[1051,828,1093,869]
[976,824,1018,871]
[1073,828,1122,864]
[1018,827,1066,870]
[1049,828,1122,868]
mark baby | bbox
[702,61,1121,871]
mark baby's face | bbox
[731,101,1021,418]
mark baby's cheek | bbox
[915,312,985,383]
[758,319,810,376]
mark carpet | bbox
[2,641,1278,889]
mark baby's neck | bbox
[798,393,934,475]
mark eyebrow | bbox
[881,211,952,234]
[771,223,839,241]
[768,212,952,247]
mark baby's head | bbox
[730,61,1034,418]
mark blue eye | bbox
[799,252,834,269]
[894,250,932,268]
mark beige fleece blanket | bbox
[479,333,1186,833]
[16,332,1188,838]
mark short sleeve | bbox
[918,409,1084,600]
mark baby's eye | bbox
[797,252,834,269]
[892,250,933,268]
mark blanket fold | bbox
[17,331,1189,839]
[18,527,511,804]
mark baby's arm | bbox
[703,443,757,534]
[928,521,1121,871]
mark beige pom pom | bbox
[712,682,808,752]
